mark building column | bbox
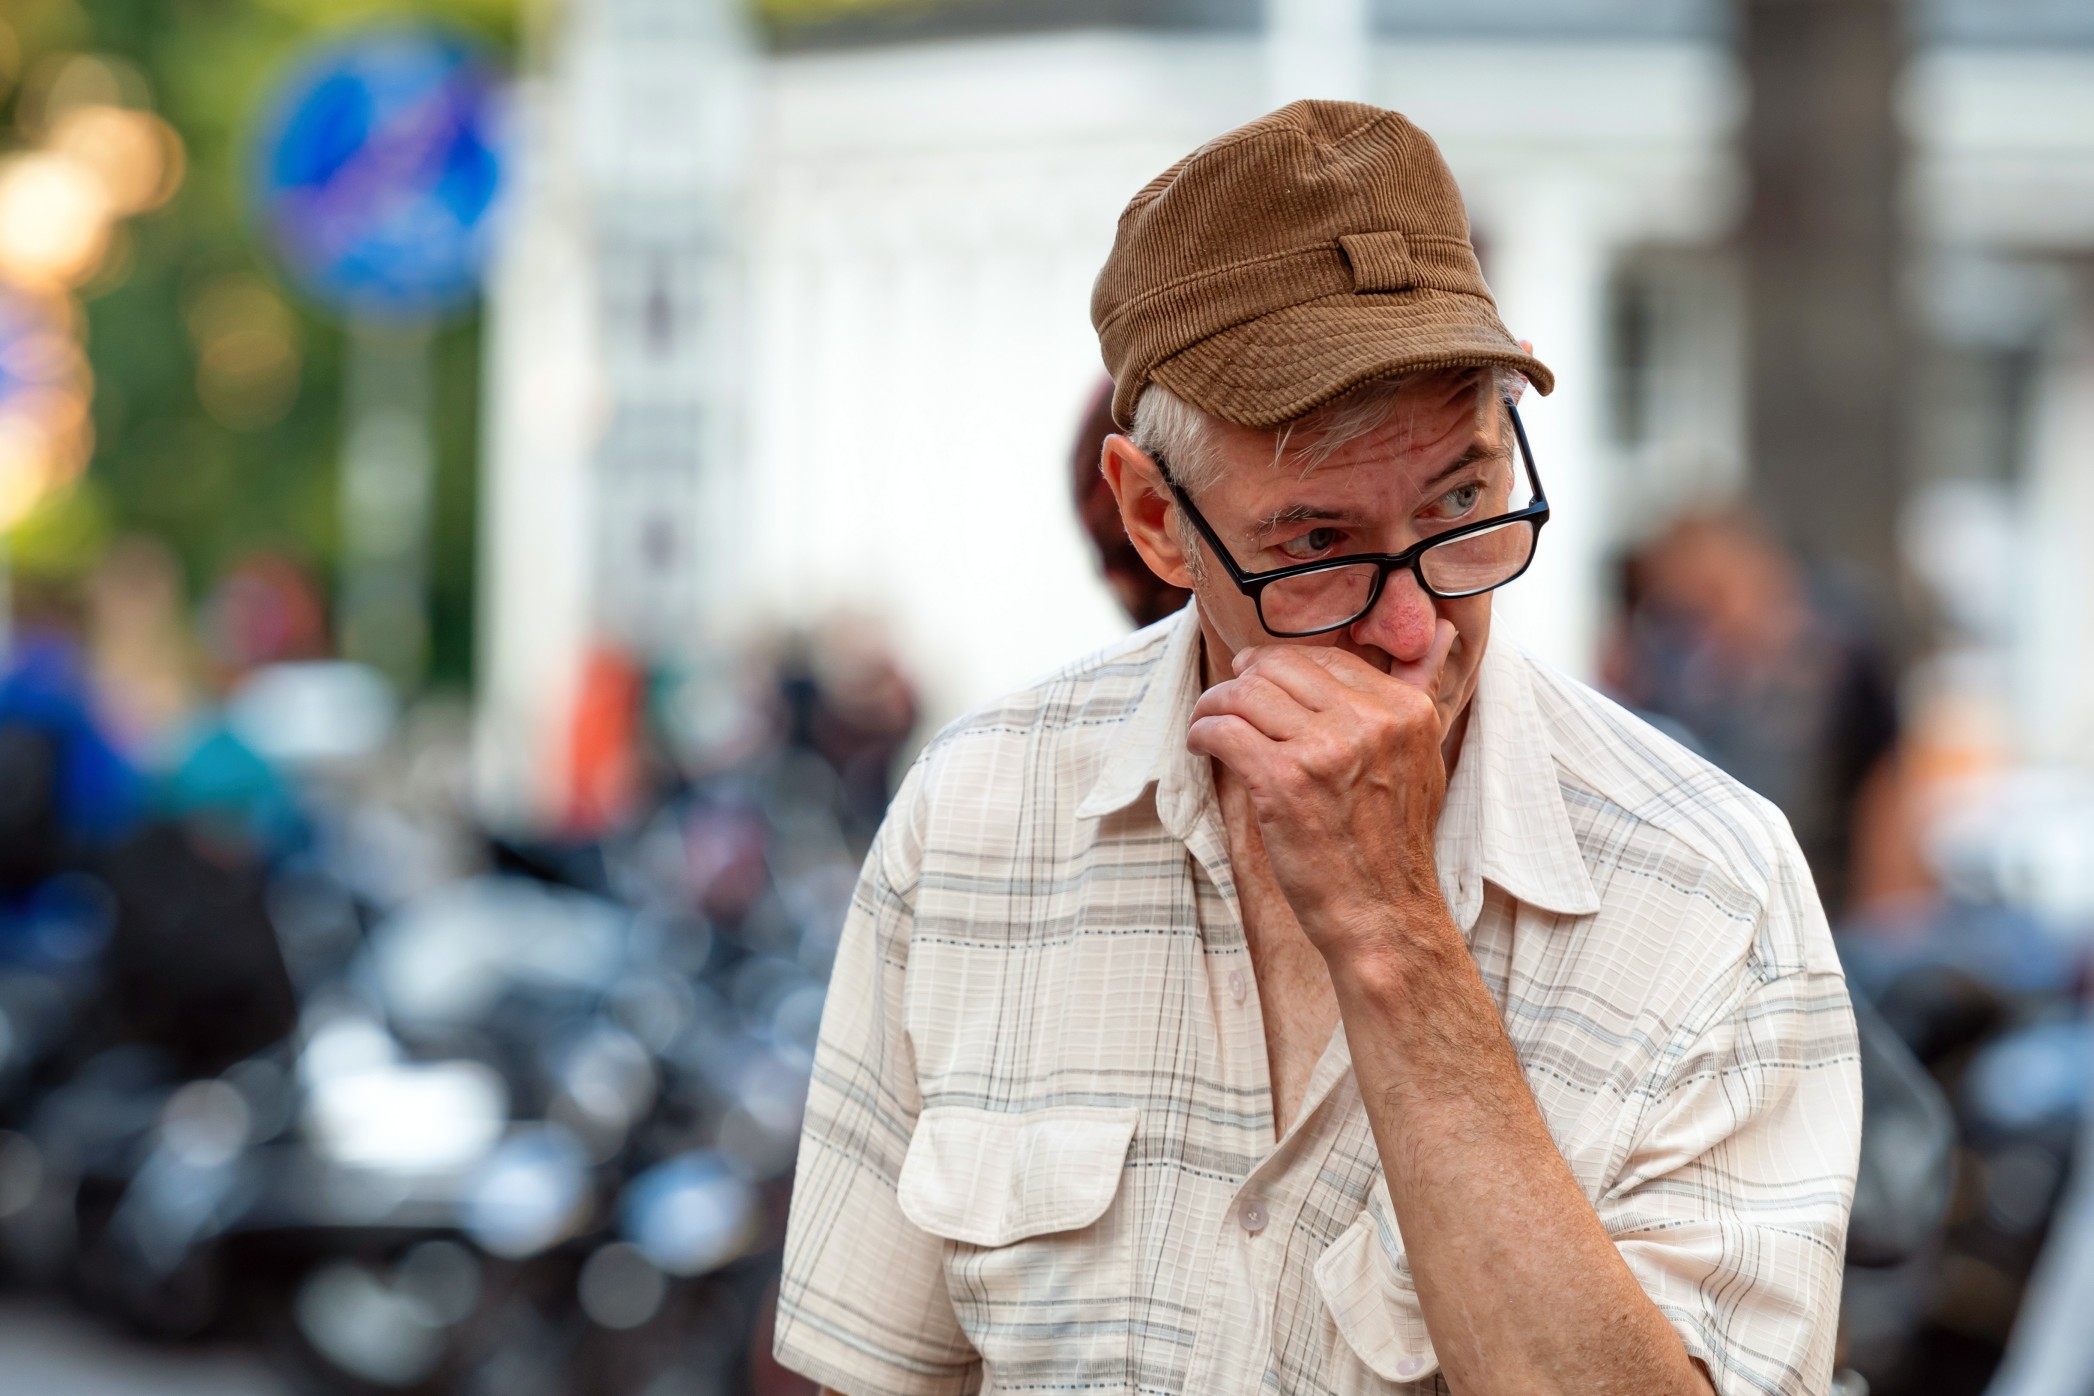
[571,0,753,661]
[2016,293,2094,765]
[1265,0,1371,106]
[1480,173,1614,684]
[1741,0,1908,597]
[472,0,751,830]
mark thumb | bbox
[1389,619,1457,696]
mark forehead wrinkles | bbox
[1280,376,1488,483]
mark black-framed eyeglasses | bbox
[1154,401,1549,639]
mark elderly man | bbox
[775,101,1860,1396]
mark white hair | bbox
[1128,367,1515,574]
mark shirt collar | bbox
[1433,637,1602,931]
[1075,604,1601,928]
[1075,601,1212,842]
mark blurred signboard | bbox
[251,27,505,323]
[249,26,508,689]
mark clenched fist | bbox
[1186,619,1460,963]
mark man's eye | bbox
[1278,527,1342,559]
[1431,483,1482,518]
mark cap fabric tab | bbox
[1338,231,1416,293]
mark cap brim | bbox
[1145,289,1554,431]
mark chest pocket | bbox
[1314,1178,1443,1392]
[898,1105,1139,1384]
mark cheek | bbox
[1190,573,1264,645]
[1440,597,1492,697]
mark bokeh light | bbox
[185,272,303,430]
[0,44,188,529]
[0,20,20,103]
[48,105,186,217]
[0,285,93,528]
[0,152,113,291]
[14,51,155,134]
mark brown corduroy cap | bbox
[1092,100,1553,431]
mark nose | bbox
[1348,566,1438,663]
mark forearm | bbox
[1328,917,1713,1396]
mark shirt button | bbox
[1238,1198,1268,1234]
[1396,1355,1428,1380]
[1228,969,1247,1004]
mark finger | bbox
[1231,644,1359,709]
[1388,618,1458,696]
[1185,712,1280,779]
[1292,645,1403,696]
[1191,672,1314,741]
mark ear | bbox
[1101,434,1197,589]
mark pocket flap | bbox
[1314,1207,1442,1385]
[897,1105,1138,1248]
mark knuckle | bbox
[1297,741,1340,782]
[1388,686,1433,725]
[1271,758,1313,794]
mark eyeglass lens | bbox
[1257,518,1537,634]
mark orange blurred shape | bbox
[0,390,94,528]
[1847,682,2014,913]
[565,646,645,838]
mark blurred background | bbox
[1,0,2091,1392]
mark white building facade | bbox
[476,0,2094,826]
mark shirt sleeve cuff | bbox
[774,1311,982,1396]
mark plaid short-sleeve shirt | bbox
[776,603,1861,1396]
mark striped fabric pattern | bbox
[776,602,1861,1396]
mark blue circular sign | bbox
[252,28,506,321]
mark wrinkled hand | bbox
[1187,622,1458,959]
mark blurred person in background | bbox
[84,535,204,761]
[1071,377,1190,626]
[195,551,332,685]
[1604,510,1900,916]
[0,578,144,899]
[777,101,1859,1396]
[0,556,295,1077]
[153,551,325,857]
[777,615,922,844]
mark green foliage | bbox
[3,0,516,689]
[756,0,962,29]
[7,475,114,580]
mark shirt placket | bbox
[1174,806,1355,1396]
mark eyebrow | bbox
[1246,439,1511,542]
[1249,501,1353,541]
[1424,440,1509,493]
